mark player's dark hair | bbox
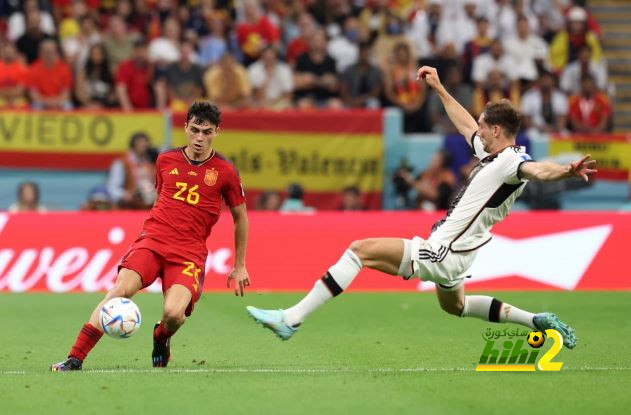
[186,101,222,127]
[483,99,521,138]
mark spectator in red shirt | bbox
[0,41,29,108]
[286,12,314,67]
[28,39,73,110]
[115,39,154,110]
[568,73,611,134]
[236,0,280,65]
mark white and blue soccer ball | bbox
[100,297,142,339]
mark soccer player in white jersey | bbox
[247,66,597,349]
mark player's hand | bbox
[227,266,250,297]
[568,154,598,182]
[417,66,441,90]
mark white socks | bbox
[461,295,536,330]
[284,249,362,327]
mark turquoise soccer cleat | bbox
[533,312,577,349]
[246,306,298,341]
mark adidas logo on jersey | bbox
[169,168,179,175]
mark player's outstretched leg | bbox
[153,284,191,367]
[247,238,403,340]
[436,285,577,349]
[51,269,143,371]
[533,313,577,349]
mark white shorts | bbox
[398,237,477,291]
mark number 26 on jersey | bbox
[172,182,200,205]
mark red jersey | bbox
[134,147,245,266]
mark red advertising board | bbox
[0,211,628,293]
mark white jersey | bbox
[429,134,533,252]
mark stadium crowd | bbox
[0,0,613,134]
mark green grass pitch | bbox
[1,291,630,414]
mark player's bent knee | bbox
[349,239,369,261]
[439,298,465,316]
[162,306,186,326]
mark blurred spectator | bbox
[115,38,154,110]
[0,41,29,108]
[160,40,204,112]
[462,16,492,84]
[57,0,88,43]
[339,41,383,109]
[428,65,473,134]
[107,132,157,209]
[549,6,602,72]
[9,181,46,213]
[384,42,427,132]
[472,68,520,116]
[103,14,140,73]
[358,0,389,40]
[28,39,73,110]
[255,190,282,211]
[280,183,315,212]
[62,15,101,70]
[80,185,115,211]
[327,15,360,73]
[560,45,608,95]
[340,186,364,211]
[391,158,415,209]
[286,12,314,66]
[16,9,54,64]
[236,0,280,66]
[248,46,293,110]
[294,29,341,109]
[472,39,517,86]
[487,0,517,39]
[74,43,117,108]
[568,74,611,134]
[414,149,456,211]
[198,12,228,67]
[148,16,181,64]
[406,0,448,59]
[458,0,482,48]
[521,71,568,134]
[374,11,412,70]
[204,53,252,109]
[7,0,56,42]
[503,14,548,83]
[532,0,566,41]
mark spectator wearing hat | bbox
[81,185,115,211]
[549,6,602,72]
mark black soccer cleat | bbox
[152,322,171,368]
[51,357,82,372]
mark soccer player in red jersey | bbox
[52,102,250,371]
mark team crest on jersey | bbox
[204,168,218,186]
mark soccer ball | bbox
[527,331,545,348]
[100,297,142,339]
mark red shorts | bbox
[119,247,205,316]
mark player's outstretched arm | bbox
[519,154,598,182]
[227,203,250,296]
[417,66,479,146]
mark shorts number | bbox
[173,182,200,205]
[182,261,202,293]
